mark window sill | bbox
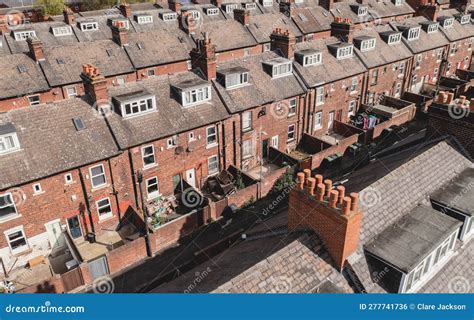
[242,128,254,134]
[314,126,322,131]
[242,155,253,160]
[147,193,162,202]
[91,184,109,192]
[33,191,45,196]
[11,247,32,257]
[287,138,296,144]
[0,214,22,224]
[65,181,76,186]
[287,113,297,118]
[206,143,218,150]
[98,214,114,223]
[143,164,158,171]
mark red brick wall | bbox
[446,39,473,76]
[365,59,410,103]
[410,46,447,88]
[0,89,61,112]
[106,237,147,274]
[150,211,199,253]
[216,45,262,62]
[310,134,359,169]
[136,61,190,80]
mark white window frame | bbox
[303,53,322,66]
[427,23,438,33]
[0,133,20,154]
[287,124,296,142]
[5,226,29,254]
[357,7,368,16]
[394,0,402,6]
[0,193,18,221]
[206,8,219,16]
[242,111,252,131]
[314,111,322,130]
[181,86,211,107]
[162,12,177,21]
[288,98,297,116]
[460,15,470,25]
[351,77,358,92]
[64,173,73,184]
[262,0,273,7]
[360,38,376,51]
[316,87,325,105]
[242,139,253,159]
[66,86,77,98]
[388,33,402,45]
[166,138,177,149]
[13,30,36,41]
[245,3,256,10]
[271,135,279,148]
[89,164,107,188]
[146,177,160,200]
[207,155,219,176]
[206,126,217,147]
[147,69,156,77]
[96,198,112,220]
[52,25,72,37]
[33,183,42,194]
[336,45,353,59]
[188,132,196,142]
[137,15,153,24]
[225,72,249,89]
[121,96,157,118]
[141,145,156,168]
[28,95,40,106]
[225,4,239,14]
[79,21,99,32]
[442,18,454,29]
[271,62,293,78]
[407,27,420,41]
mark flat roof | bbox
[430,168,474,217]
[364,205,461,273]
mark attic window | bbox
[336,45,354,59]
[113,92,157,118]
[0,124,20,155]
[224,4,239,14]
[393,0,402,5]
[219,70,249,89]
[79,21,99,31]
[161,12,177,21]
[17,64,27,73]
[388,33,401,44]
[261,0,273,7]
[441,17,454,29]
[459,14,470,25]
[13,30,36,41]
[427,23,439,33]
[185,10,201,20]
[296,50,322,66]
[351,5,368,16]
[245,3,256,10]
[73,117,86,131]
[406,27,420,41]
[273,62,292,78]
[136,14,153,24]
[52,25,72,37]
[360,38,376,51]
[181,85,212,107]
[206,8,219,15]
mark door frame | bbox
[45,219,66,249]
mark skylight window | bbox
[79,21,99,32]
[13,30,36,41]
[161,12,177,21]
[136,14,153,24]
[360,38,376,51]
[336,45,353,59]
[52,25,72,37]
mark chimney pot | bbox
[296,172,305,190]
[270,28,296,59]
[306,177,316,196]
[350,193,359,211]
[190,36,217,80]
[316,183,325,201]
[63,8,75,25]
[446,92,454,104]
[119,3,132,18]
[27,37,44,62]
[81,63,109,104]
[336,185,345,204]
[342,197,352,215]
[303,169,311,181]
[324,179,333,198]
[314,174,323,185]
[329,190,339,208]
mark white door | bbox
[185,168,196,188]
[411,76,424,94]
[271,135,279,149]
[45,220,65,249]
[328,111,335,129]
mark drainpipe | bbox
[127,149,139,208]
[221,121,226,170]
[78,169,95,234]
[232,121,237,166]
[107,157,122,222]
[137,171,152,257]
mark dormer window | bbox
[206,8,219,16]
[135,14,153,24]
[13,30,36,41]
[184,10,200,20]
[459,14,470,25]
[336,45,354,59]
[113,91,157,118]
[441,17,454,29]
[388,32,402,44]
[406,27,420,41]
[218,67,250,89]
[296,50,322,66]
[351,4,368,16]
[52,25,72,37]
[427,23,438,33]
[0,124,20,155]
[161,12,177,21]
[261,0,273,7]
[359,38,376,51]
[224,4,239,14]
[263,58,293,78]
[392,0,403,5]
[182,86,211,106]
[245,3,256,10]
[79,21,99,31]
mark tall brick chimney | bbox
[27,37,44,62]
[331,17,354,43]
[234,8,250,25]
[288,172,363,271]
[63,7,75,25]
[81,64,109,103]
[279,0,294,18]
[190,33,217,80]
[111,23,128,47]
[319,0,335,10]
[168,0,182,13]
[270,28,296,59]
[420,4,440,21]
[119,2,132,18]
[211,0,222,7]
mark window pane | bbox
[92,175,106,187]
[91,166,103,176]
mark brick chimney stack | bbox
[81,64,109,104]
[319,0,335,11]
[27,37,44,62]
[111,22,128,47]
[279,0,294,18]
[421,4,440,21]
[211,0,222,7]
[63,7,75,25]
[270,28,296,59]
[168,0,182,13]
[289,173,364,271]
[119,2,132,18]
[190,33,217,80]
[331,17,354,43]
[234,8,250,25]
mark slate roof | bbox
[291,5,333,35]
[353,25,413,68]
[40,39,135,87]
[293,36,367,87]
[192,19,257,52]
[331,1,377,25]
[0,98,120,189]
[105,72,230,149]
[364,205,462,273]
[129,8,196,33]
[125,30,194,68]
[246,12,303,44]
[0,53,49,99]
[152,231,354,293]
[214,51,306,113]
[0,34,12,56]
[346,141,473,293]
[74,9,127,43]
[366,0,414,19]
[430,167,474,217]
[437,9,474,42]
[391,16,449,53]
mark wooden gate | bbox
[61,267,84,292]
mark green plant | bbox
[234,171,245,190]
[35,0,65,16]
[271,167,295,194]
